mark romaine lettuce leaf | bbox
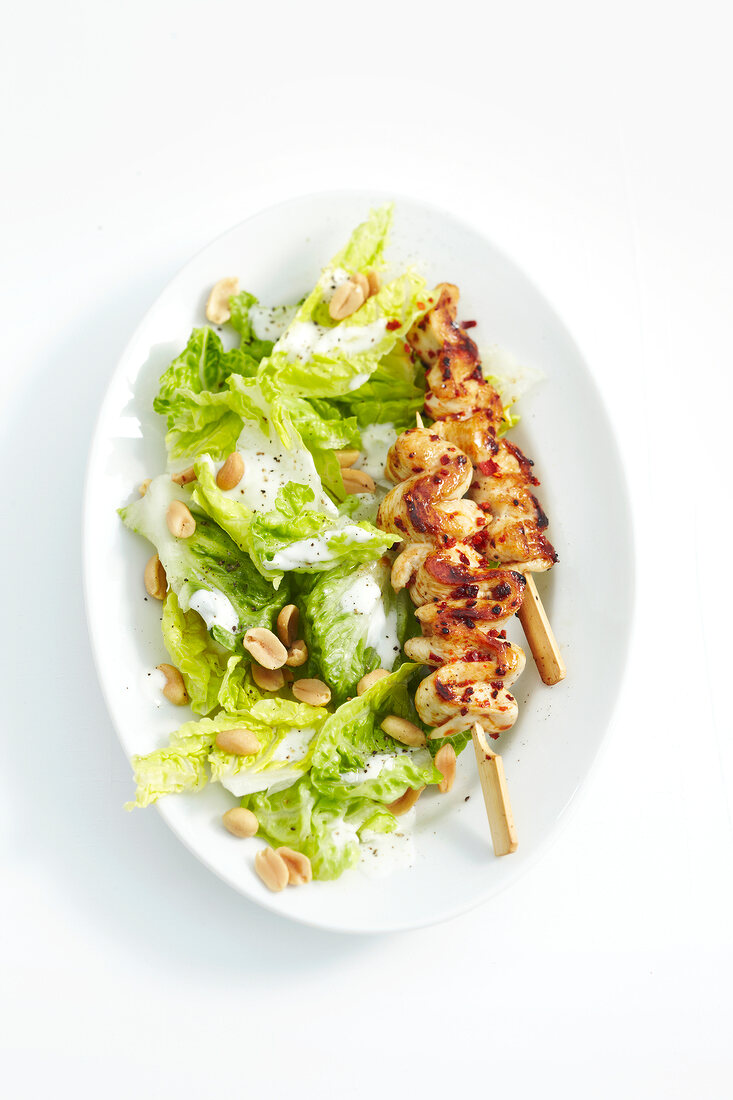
[325,343,427,430]
[310,664,441,803]
[192,472,399,586]
[119,474,290,649]
[244,774,397,881]
[162,374,270,464]
[254,206,432,446]
[153,327,258,421]
[208,698,328,797]
[126,700,329,809]
[161,591,230,715]
[125,714,228,809]
[300,557,410,704]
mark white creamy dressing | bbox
[266,524,375,572]
[276,318,388,365]
[358,810,416,878]
[347,372,370,391]
[249,304,297,343]
[354,422,398,485]
[342,573,382,616]
[319,266,351,301]
[188,589,239,634]
[329,821,360,851]
[209,421,337,517]
[340,752,402,785]
[141,667,168,709]
[339,566,400,668]
[271,727,316,763]
[219,727,316,798]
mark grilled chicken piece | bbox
[405,631,526,674]
[378,427,486,544]
[391,541,526,609]
[408,284,505,424]
[415,665,519,739]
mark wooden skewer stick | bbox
[517,572,566,686]
[415,411,424,429]
[471,723,518,857]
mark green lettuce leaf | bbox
[125,714,228,809]
[326,343,427,430]
[127,700,329,809]
[193,470,399,586]
[310,664,441,803]
[208,698,329,797]
[161,591,230,715]
[119,474,290,649]
[300,556,412,705]
[245,774,397,881]
[162,374,270,464]
[153,327,258,420]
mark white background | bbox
[1,1,731,1096]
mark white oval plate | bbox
[84,191,633,933]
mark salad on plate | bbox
[119,204,539,890]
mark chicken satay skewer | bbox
[408,284,564,686]
[471,722,518,856]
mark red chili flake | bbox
[386,320,401,331]
[478,459,499,476]
[440,455,450,465]
[428,297,434,303]
[460,319,477,329]
[490,732,500,740]
[417,301,425,309]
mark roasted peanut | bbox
[166,499,196,538]
[329,280,365,321]
[222,807,259,838]
[380,715,426,747]
[276,604,299,648]
[386,786,424,816]
[285,640,308,667]
[216,452,244,491]
[366,269,381,297]
[336,449,360,468]
[276,846,312,885]
[144,554,167,600]
[357,669,391,695]
[254,847,289,892]
[281,667,294,683]
[215,728,261,756]
[157,664,189,705]
[243,627,287,669]
[138,478,152,496]
[171,466,196,486]
[292,678,331,706]
[435,743,457,793]
[206,276,239,324]
[252,664,285,692]
[341,468,376,495]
